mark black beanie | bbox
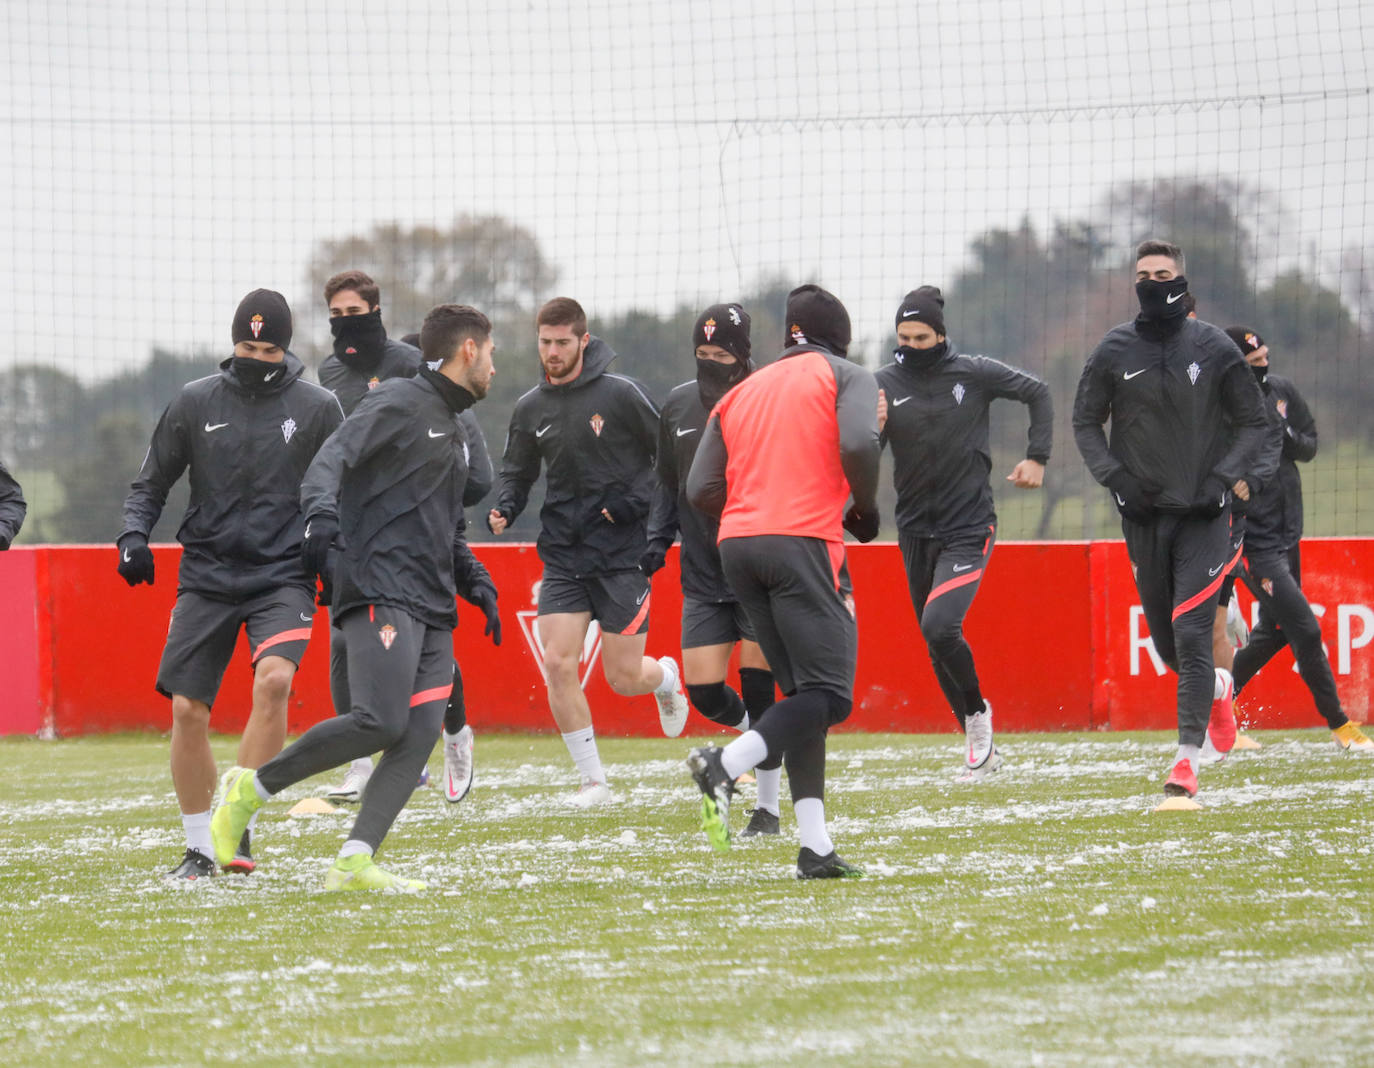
[785,284,851,356]
[895,285,946,336]
[1225,326,1265,356]
[693,303,751,366]
[231,289,292,349]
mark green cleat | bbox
[324,853,426,892]
[686,746,735,854]
[210,767,264,868]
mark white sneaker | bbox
[654,656,689,738]
[964,700,995,770]
[443,725,475,803]
[568,781,612,809]
[326,765,372,802]
[954,747,1003,783]
[1225,591,1250,649]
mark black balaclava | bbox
[330,309,388,372]
[784,284,851,356]
[694,302,752,409]
[1226,325,1269,387]
[1135,275,1190,330]
[229,288,292,389]
[894,285,949,371]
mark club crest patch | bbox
[790,322,806,344]
[702,317,717,341]
[368,376,380,390]
[1276,398,1287,418]
[250,313,264,339]
[1187,362,1201,384]
[589,413,605,437]
[378,623,397,650]
[281,417,297,443]
[1261,577,1273,597]
[952,383,966,405]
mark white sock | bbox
[795,797,834,856]
[1176,744,1201,774]
[721,730,768,780]
[443,729,459,746]
[251,772,273,801]
[338,839,372,860]
[350,756,373,776]
[561,727,605,784]
[734,712,751,733]
[755,765,782,816]
[1213,667,1233,700]
[654,657,678,696]
[182,810,212,859]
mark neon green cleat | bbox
[210,767,264,867]
[324,853,426,892]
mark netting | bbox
[3,0,1371,543]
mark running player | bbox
[1073,242,1268,800]
[315,271,496,806]
[685,284,880,878]
[0,460,24,548]
[1224,326,1373,752]
[875,285,1052,780]
[487,297,688,806]
[644,303,783,836]
[117,290,344,879]
[212,303,497,890]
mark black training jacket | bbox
[875,343,1053,538]
[120,353,344,601]
[301,374,476,630]
[1241,373,1317,556]
[319,336,492,507]
[1073,318,1268,513]
[494,337,660,575]
[0,460,26,544]
[646,380,734,602]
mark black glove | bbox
[1106,470,1159,524]
[600,494,639,525]
[116,533,155,586]
[843,506,879,543]
[301,513,340,582]
[0,533,10,551]
[316,546,336,607]
[1191,475,1230,519]
[639,546,667,577]
[472,584,501,646]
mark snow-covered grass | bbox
[1,730,1370,1066]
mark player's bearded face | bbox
[538,327,586,380]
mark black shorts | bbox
[681,597,756,649]
[537,567,652,635]
[156,586,317,706]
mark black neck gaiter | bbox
[895,340,947,373]
[231,356,286,390]
[696,358,748,410]
[331,310,388,371]
[419,365,476,415]
[1134,276,1190,339]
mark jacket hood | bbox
[540,335,617,391]
[218,350,306,393]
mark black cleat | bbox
[224,829,255,874]
[796,847,864,880]
[166,848,216,882]
[739,808,781,838]
[686,746,736,853]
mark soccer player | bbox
[0,460,25,548]
[487,297,688,806]
[1224,327,1373,752]
[315,271,497,806]
[117,290,345,880]
[1073,241,1268,800]
[875,285,1052,780]
[685,284,881,878]
[212,303,497,890]
[643,303,783,837]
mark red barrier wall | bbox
[2,539,1370,737]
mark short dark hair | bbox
[1181,292,1197,316]
[536,297,587,337]
[324,269,380,308]
[420,304,491,366]
[1135,239,1185,272]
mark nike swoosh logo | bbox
[635,590,648,605]
[1209,563,1224,576]
[122,548,131,562]
[1123,369,1148,380]
[1166,292,1184,304]
[264,369,281,380]
[676,427,698,437]
[901,309,918,317]
[952,563,974,573]
[299,612,313,623]
[892,396,911,406]
[536,425,552,438]
[428,429,447,438]
[204,422,229,432]
[1114,493,1127,507]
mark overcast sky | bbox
[3,0,1370,378]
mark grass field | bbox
[1,730,1371,1066]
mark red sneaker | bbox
[1164,758,1198,799]
[1207,670,1236,756]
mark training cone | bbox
[288,797,338,816]
[1154,796,1202,812]
[1233,734,1262,750]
